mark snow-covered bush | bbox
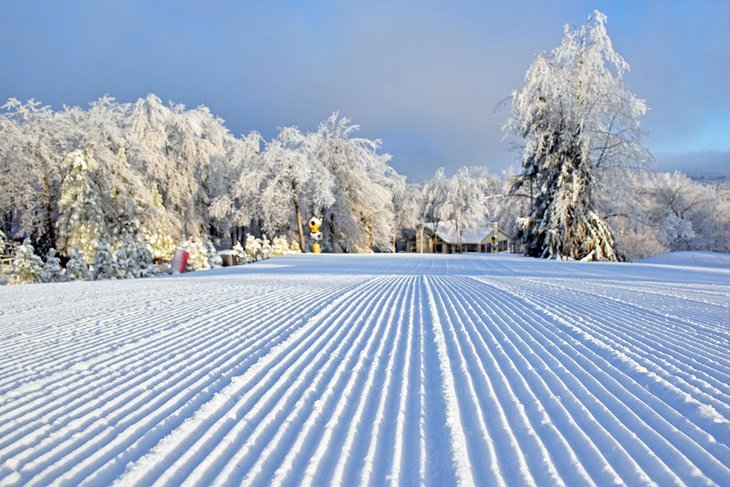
[66,246,91,281]
[0,230,6,255]
[232,240,245,264]
[245,234,261,262]
[289,239,301,254]
[93,241,118,280]
[42,248,63,283]
[271,236,290,257]
[183,237,210,271]
[260,235,272,260]
[10,238,44,285]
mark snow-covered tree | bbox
[313,113,396,252]
[638,171,717,251]
[56,149,109,262]
[115,236,137,279]
[142,184,176,262]
[135,242,157,278]
[66,245,91,281]
[256,126,335,250]
[0,229,6,255]
[92,241,118,280]
[206,239,222,268]
[0,99,66,254]
[10,238,43,285]
[504,10,649,261]
[41,248,63,283]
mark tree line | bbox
[1,10,728,273]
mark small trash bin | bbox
[171,247,190,273]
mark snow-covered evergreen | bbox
[0,229,6,255]
[10,238,44,285]
[41,248,63,283]
[504,10,648,261]
[66,246,91,281]
[115,236,136,279]
[135,242,157,278]
[206,240,222,268]
[56,149,109,262]
[93,241,118,280]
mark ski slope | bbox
[1,253,729,486]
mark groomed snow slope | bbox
[1,254,729,486]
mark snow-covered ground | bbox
[1,253,729,486]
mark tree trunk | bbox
[293,197,305,252]
[41,173,56,254]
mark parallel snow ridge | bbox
[0,254,728,486]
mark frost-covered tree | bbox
[208,131,264,247]
[258,126,335,250]
[41,248,63,283]
[10,238,44,285]
[56,149,109,262]
[66,245,91,281]
[0,99,66,254]
[639,171,718,251]
[142,184,176,262]
[93,241,118,280]
[313,113,396,252]
[504,10,649,261]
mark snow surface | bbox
[1,253,729,486]
[639,251,730,270]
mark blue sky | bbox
[1,0,728,180]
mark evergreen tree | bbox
[41,248,63,283]
[142,184,176,262]
[10,238,44,285]
[92,241,118,280]
[135,242,157,278]
[504,11,648,261]
[56,149,108,262]
[115,235,137,279]
[66,245,91,281]
[206,239,222,268]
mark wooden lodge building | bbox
[404,221,511,254]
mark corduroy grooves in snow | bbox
[0,253,729,486]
